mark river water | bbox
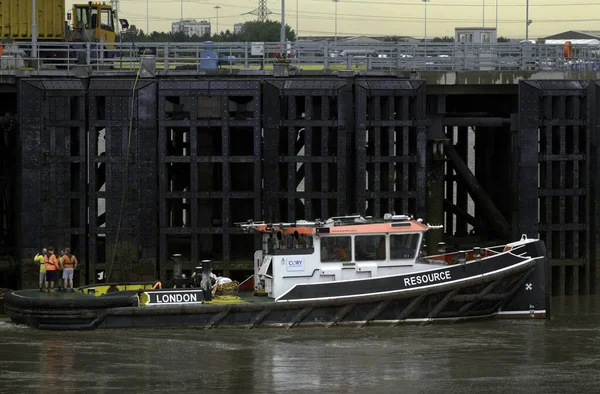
[1,295,599,394]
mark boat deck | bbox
[12,289,92,300]
[9,288,275,305]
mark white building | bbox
[234,23,245,35]
[171,20,211,37]
[455,27,497,44]
[454,27,498,70]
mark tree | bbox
[432,36,454,42]
[381,36,407,43]
[497,36,510,43]
[238,20,296,42]
[132,20,296,43]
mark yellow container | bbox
[0,0,65,41]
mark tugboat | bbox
[4,214,549,330]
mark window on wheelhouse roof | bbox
[390,233,421,259]
[320,236,351,262]
[354,235,386,261]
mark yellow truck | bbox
[0,0,120,60]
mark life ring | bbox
[563,41,573,60]
[0,44,4,57]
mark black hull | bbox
[4,241,549,330]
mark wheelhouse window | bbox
[75,7,90,28]
[354,235,386,261]
[320,236,351,262]
[101,9,114,31]
[89,8,99,29]
[264,233,315,255]
[390,233,421,259]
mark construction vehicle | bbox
[0,0,124,62]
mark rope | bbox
[217,281,240,296]
[106,49,148,282]
[238,274,254,287]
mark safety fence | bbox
[2,41,600,73]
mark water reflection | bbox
[1,296,600,393]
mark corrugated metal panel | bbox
[0,0,65,40]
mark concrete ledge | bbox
[415,71,600,85]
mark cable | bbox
[127,0,600,6]
[309,0,600,6]
[106,49,148,283]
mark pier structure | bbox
[0,41,599,296]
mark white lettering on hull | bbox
[156,293,198,303]
[403,270,452,287]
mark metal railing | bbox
[1,41,599,73]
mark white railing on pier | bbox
[1,41,599,73]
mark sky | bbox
[117,0,600,39]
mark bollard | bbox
[172,254,182,279]
[438,242,446,254]
[201,260,212,301]
[457,251,467,265]
[473,247,481,261]
[194,266,202,287]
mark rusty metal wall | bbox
[87,79,158,283]
[157,80,261,276]
[517,80,594,296]
[354,79,427,219]
[17,79,87,286]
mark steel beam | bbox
[263,79,350,223]
[158,79,261,277]
[442,138,511,240]
[17,79,87,288]
[588,81,600,293]
[442,117,510,127]
[520,80,592,296]
[355,79,427,220]
[88,78,158,284]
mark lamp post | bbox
[495,0,498,30]
[333,0,339,45]
[422,0,429,43]
[525,0,530,41]
[146,0,149,34]
[32,0,37,59]
[296,0,299,41]
[214,6,221,36]
[482,0,484,27]
[280,0,286,45]
[180,0,183,32]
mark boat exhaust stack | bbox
[172,254,182,279]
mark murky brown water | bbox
[1,296,600,394]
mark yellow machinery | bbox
[0,0,119,61]
[69,2,117,44]
[0,0,117,43]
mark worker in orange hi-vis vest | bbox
[61,248,78,292]
[43,247,59,293]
